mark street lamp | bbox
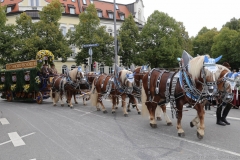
[113,0,118,66]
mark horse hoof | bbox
[115,107,118,109]
[61,104,64,107]
[53,104,57,106]
[167,122,173,126]
[138,111,141,115]
[190,122,194,128]
[178,132,185,137]
[70,106,74,109]
[132,105,136,108]
[103,110,108,114]
[157,117,162,121]
[150,123,157,128]
[97,108,101,111]
[197,132,203,139]
[75,102,78,104]
[124,114,128,117]
[112,111,115,114]
[127,109,131,112]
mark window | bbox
[82,0,86,5]
[90,0,93,4]
[31,0,39,6]
[100,65,104,74]
[72,0,75,2]
[138,9,142,23]
[120,14,125,20]
[70,45,76,58]
[0,0,4,3]
[60,26,66,36]
[97,11,102,17]
[70,27,75,32]
[109,67,113,74]
[70,8,75,14]
[62,65,67,74]
[109,13,113,19]
[71,65,76,70]
[108,29,112,36]
[7,7,11,13]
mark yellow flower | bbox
[11,84,16,91]
[0,84,4,90]
[23,84,30,92]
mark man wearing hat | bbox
[49,64,58,76]
[41,64,49,77]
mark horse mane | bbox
[120,69,133,83]
[188,55,205,80]
[69,68,78,81]
[214,64,230,79]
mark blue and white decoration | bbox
[203,55,222,73]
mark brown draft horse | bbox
[128,65,172,125]
[141,55,223,139]
[71,72,99,105]
[50,67,85,108]
[90,68,135,116]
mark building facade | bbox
[1,0,145,73]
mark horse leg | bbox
[121,94,128,117]
[60,91,64,106]
[127,95,132,112]
[176,100,185,137]
[131,96,141,114]
[145,101,157,128]
[155,106,162,121]
[195,103,205,139]
[111,95,116,114]
[190,115,200,128]
[98,94,107,113]
[74,92,78,104]
[160,104,172,126]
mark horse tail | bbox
[90,80,98,107]
[141,85,149,117]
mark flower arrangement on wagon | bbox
[23,84,30,92]
[0,84,4,91]
[11,84,16,91]
[35,76,41,84]
[36,50,55,69]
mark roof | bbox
[94,1,131,20]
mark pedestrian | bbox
[216,62,233,126]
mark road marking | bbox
[0,132,35,147]
[213,114,240,121]
[8,132,26,147]
[30,159,36,160]
[73,109,106,118]
[0,118,9,125]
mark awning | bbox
[67,4,75,8]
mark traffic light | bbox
[83,58,88,65]
[119,56,123,65]
[93,62,96,68]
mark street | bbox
[0,97,240,160]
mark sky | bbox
[104,0,240,37]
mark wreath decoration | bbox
[23,84,30,92]
[36,50,55,69]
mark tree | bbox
[118,14,139,67]
[137,11,183,68]
[68,4,113,66]
[193,28,218,57]
[211,27,239,68]
[0,5,16,66]
[223,17,240,31]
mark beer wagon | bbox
[0,50,55,104]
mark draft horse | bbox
[50,67,85,108]
[141,53,222,139]
[90,66,135,116]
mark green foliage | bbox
[211,27,240,68]
[67,4,114,65]
[193,28,218,57]
[137,11,183,68]
[0,5,16,66]
[118,14,139,67]
[223,17,240,31]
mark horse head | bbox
[119,69,135,94]
[188,55,223,97]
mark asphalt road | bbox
[0,97,240,160]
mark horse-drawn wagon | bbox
[0,50,55,104]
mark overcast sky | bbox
[104,0,240,37]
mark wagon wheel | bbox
[36,92,43,104]
[6,90,13,102]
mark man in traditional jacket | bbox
[49,64,58,76]
[41,64,49,77]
